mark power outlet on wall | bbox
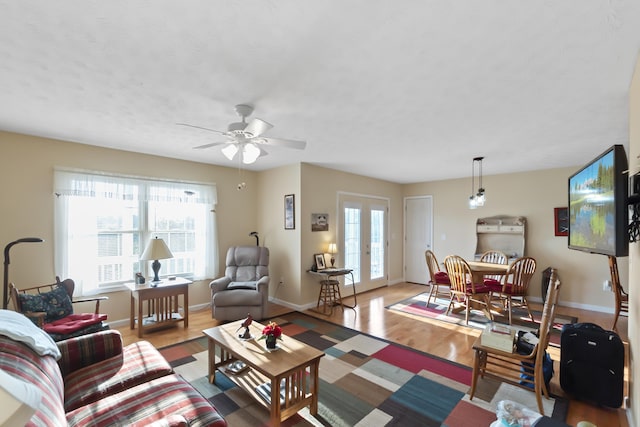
[602,280,612,292]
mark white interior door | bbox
[339,194,388,293]
[404,196,433,284]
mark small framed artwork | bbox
[314,253,326,270]
[554,207,568,236]
[284,194,295,230]
[311,213,329,232]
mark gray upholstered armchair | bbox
[210,246,270,321]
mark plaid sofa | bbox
[0,325,227,427]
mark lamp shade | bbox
[327,243,337,254]
[140,237,173,261]
[0,369,42,426]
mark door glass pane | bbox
[370,208,385,279]
[344,206,361,283]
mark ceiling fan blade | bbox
[261,137,307,150]
[244,118,273,138]
[177,123,227,135]
[192,142,226,149]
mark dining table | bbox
[467,260,510,285]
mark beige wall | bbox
[0,131,259,322]
[628,53,639,426]
[256,164,303,305]
[296,163,405,308]
[404,167,629,310]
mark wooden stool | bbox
[317,279,343,314]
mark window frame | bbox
[54,169,218,296]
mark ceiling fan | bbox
[178,104,306,165]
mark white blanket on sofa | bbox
[0,310,61,359]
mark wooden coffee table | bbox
[203,320,324,426]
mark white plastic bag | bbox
[495,400,541,427]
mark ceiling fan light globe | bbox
[221,144,238,160]
[242,143,261,164]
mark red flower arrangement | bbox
[259,321,282,340]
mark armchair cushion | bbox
[44,313,108,335]
[18,285,73,323]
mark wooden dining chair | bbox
[479,250,508,288]
[492,256,537,325]
[424,250,450,305]
[443,255,492,324]
[608,255,629,331]
[470,269,561,415]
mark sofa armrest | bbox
[210,277,232,294]
[57,329,124,377]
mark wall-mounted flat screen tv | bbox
[568,144,628,257]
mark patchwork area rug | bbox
[386,292,577,347]
[159,313,567,426]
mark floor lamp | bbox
[3,238,44,309]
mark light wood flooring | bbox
[115,282,629,427]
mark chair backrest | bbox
[479,250,507,265]
[503,257,536,294]
[608,255,628,307]
[480,250,508,281]
[224,246,269,282]
[10,276,75,313]
[424,250,440,282]
[444,255,473,294]
[535,268,561,364]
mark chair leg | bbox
[465,296,471,324]
[427,283,436,306]
[469,349,485,400]
[446,294,456,315]
[612,307,620,331]
[523,297,534,323]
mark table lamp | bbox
[140,237,173,282]
[327,243,337,267]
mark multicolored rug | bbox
[386,292,577,347]
[159,312,567,426]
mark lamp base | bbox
[330,256,335,267]
[152,260,161,282]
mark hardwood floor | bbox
[115,282,629,427]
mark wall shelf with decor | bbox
[475,215,526,262]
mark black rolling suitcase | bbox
[560,322,624,407]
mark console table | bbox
[125,277,191,337]
[307,268,356,315]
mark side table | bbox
[307,268,356,315]
[125,277,192,338]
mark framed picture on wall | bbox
[284,194,295,230]
[554,207,568,236]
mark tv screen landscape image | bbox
[568,144,628,257]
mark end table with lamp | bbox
[308,250,356,315]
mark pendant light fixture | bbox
[469,156,486,209]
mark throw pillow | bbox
[18,285,73,323]
[227,281,257,290]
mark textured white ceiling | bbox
[1,1,639,183]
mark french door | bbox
[338,193,388,293]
